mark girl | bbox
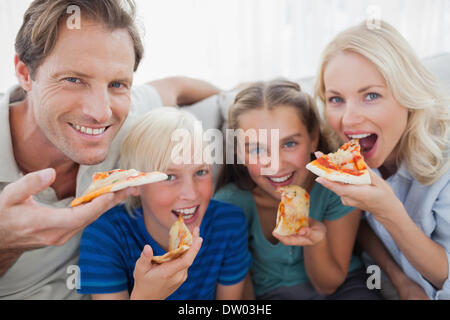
[314,20,450,300]
[77,107,251,299]
[214,79,380,299]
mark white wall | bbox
[1,0,449,91]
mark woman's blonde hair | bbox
[120,107,205,215]
[314,20,450,185]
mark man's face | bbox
[27,21,135,165]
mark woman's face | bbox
[237,105,318,201]
[139,162,212,248]
[323,51,409,169]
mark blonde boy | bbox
[77,107,251,299]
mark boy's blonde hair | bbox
[120,107,204,214]
[314,20,450,185]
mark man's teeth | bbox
[348,133,372,139]
[268,172,293,183]
[72,124,106,135]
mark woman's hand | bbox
[272,218,326,246]
[315,169,404,223]
[130,227,203,300]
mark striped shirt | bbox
[77,200,252,299]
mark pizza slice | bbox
[306,139,371,185]
[70,169,168,207]
[273,185,310,236]
[152,215,193,264]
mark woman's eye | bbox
[328,96,344,104]
[283,141,297,148]
[365,92,380,101]
[166,174,176,181]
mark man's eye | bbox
[365,92,380,101]
[110,82,124,89]
[65,77,81,84]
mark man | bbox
[0,0,219,299]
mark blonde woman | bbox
[314,20,450,299]
[77,107,251,299]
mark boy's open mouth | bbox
[171,205,200,221]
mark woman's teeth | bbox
[348,133,372,139]
[172,206,198,219]
[268,172,294,183]
[71,123,106,135]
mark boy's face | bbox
[139,162,213,244]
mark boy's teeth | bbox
[174,206,197,215]
[72,124,106,135]
[268,172,293,183]
[348,133,372,139]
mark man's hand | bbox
[272,218,326,246]
[130,227,203,300]
[0,168,137,274]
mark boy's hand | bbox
[272,218,326,246]
[130,227,203,300]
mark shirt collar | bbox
[0,85,24,183]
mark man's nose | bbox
[82,87,112,123]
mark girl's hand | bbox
[272,218,326,246]
[315,169,403,222]
[130,227,203,300]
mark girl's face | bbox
[139,162,212,247]
[323,51,409,169]
[237,105,318,201]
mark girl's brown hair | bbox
[215,79,336,192]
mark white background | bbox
[0,0,449,91]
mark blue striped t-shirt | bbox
[77,199,252,299]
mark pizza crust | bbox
[306,162,371,185]
[70,169,168,207]
[306,139,371,185]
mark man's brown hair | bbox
[15,0,144,79]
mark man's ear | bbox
[14,54,33,91]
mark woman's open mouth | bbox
[347,133,378,159]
